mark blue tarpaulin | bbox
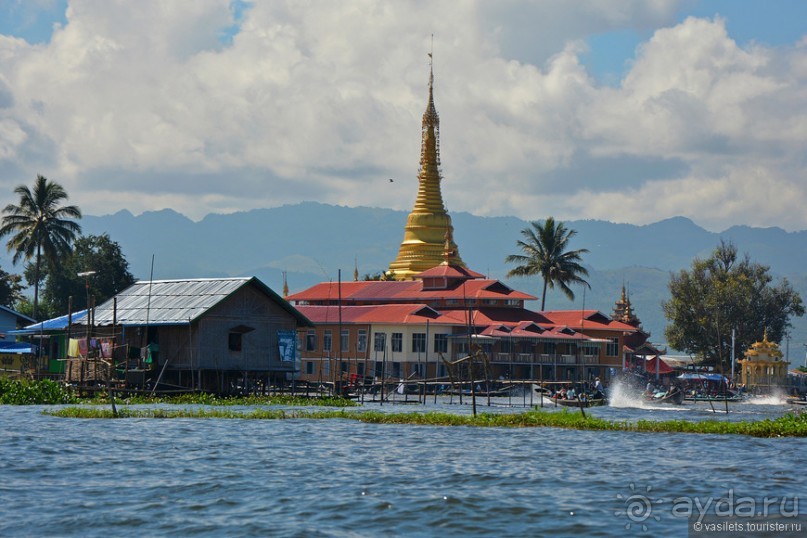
[677,373,728,383]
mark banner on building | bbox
[277,330,297,362]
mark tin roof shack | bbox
[71,277,312,394]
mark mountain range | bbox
[2,202,805,361]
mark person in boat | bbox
[593,378,604,400]
[566,385,576,400]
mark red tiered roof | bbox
[287,279,536,303]
[296,304,463,326]
[416,264,485,279]
[541,310,639,333]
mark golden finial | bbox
[282,271,289,298]
[354,257,359,282]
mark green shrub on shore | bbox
[0,378,78,405]
[87,392,357,407]
[42,405,807,438]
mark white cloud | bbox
[0,1,805,232]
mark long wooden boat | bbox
[683,393,744,403]
[549,395,606,408]
[786,397,807,406]
[645,387,684,405]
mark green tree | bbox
[42,233,136,314]
[362,271,395,281]
[0,266,24,308]
[505,216,590,310]
[663,240,804,371]
[0,175,82,319]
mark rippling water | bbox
[1,398,805,537]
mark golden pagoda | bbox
[388,59,464,280]
[737,331,789,389]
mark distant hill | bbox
[2,202,805,359]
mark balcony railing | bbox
[486,353,601,365]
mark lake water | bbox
[1,395,806,537]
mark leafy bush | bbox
[0,378,78,405]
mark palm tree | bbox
[0,175,82,319]
[505,217,590,310]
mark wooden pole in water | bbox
[108,297,117,417]
[539,343,544,408]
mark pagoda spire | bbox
[613,283,640,327]
[388,52,464,280]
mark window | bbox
[323,330,332,352]
[391,333,402,352]
[341,361,348,373]
[412,333,426,354]
[357,330,368,353]
[374,332,386,352]
[545,342,557,355]
[228,325,254,352]
[357,363,365,376]
[323,360,330,376]
[306,361,314,375]
[606,337,619,357]
[412,363,424,377]
[305,330,317,352]
[228,332,242,352]
[391,362,401,377]
[582,345,599,356]
[340,329,349,352]
[433,333,448,353]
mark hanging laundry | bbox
[68,339,80,358]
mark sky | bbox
[0,1,805,232]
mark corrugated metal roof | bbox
[91,278,249,325]
[83,277,311,327]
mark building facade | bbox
[289,64,644,388]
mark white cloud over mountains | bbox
[0,0,805,231]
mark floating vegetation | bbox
[85,392,357,408]
[0,378,78,405]
[42,406,807,438]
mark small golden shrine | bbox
[388,58,464,280]
[737,331,788,388]
[612,285,640,327]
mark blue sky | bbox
[0,1,805,232]
[586,0,807,84]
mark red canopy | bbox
[645,356,675,374]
